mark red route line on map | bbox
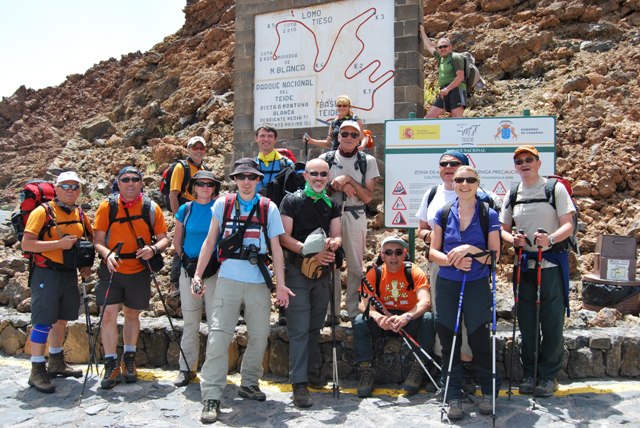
[272,7,395,112]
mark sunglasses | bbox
[439,161,462,167]
[341,132,360,138]
[194,181,216,187]
[454,177,479,184]
[437,45,450,49]
[307,171,329,177]
[383,249,404,257]
[235,173,259,181]
[119,176,142,183]
[58,183,80,191]
[514,157,536,165]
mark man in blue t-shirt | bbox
[193,158,294,424]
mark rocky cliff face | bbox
[0,0,639,315]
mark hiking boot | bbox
[200,399,220,424]
[519,376,535,395]
[403,360,426,395]
[357,361,375,398]
[308,372,327,389]
[534,378,558,397]
[174,370,197,387]
[478,395,494,415]
[48,351,82,378]
[28,361,55,393]
[462,362,477,395]
[100,357,122,389]
[121,351,137,383]
[238,385,266,401]
[446,398,464,421]
[292,382,313,408]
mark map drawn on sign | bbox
[254,0,395,129]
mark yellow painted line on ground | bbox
[3,358,640,397]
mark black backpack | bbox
[159,158,209,196]
[260,161,306,207]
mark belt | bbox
[344,204,366,219]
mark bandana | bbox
[238,193,260,212]
[54,198,76,214]
[304,182,332,207]
[120,192,143,208]
[257,150,282,167]
[338,147,358,158]
[440,150,469,165]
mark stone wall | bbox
[231,0,425,175]
[1,308,638,382]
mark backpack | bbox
[221,193,271,253]
[262,162,307,207]
[505,175,580,252]
[276,148,297,163]
[325,150,368,187]
[457,52,484,97]
[159,158,209,196]
[440,200,494,248]
[10,180,57,244]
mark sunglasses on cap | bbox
[235,173,259,181]
[340,132,359,138]
[439,160,462,167]
[119,176,142,183]
[58,184,80,191]
[454,177,478,184]
[383,249,404,257]
[307,171,329,177]
[514,157,536,165]
[195,181,216,187]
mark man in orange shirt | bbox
[93,166,169,389]
[22,171,93,393]
[354,236,435,398]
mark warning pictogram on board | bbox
[393,197,407,210]
[392,212,407,225]
[392,181,407,195]
[493,181,507,196]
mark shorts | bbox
[96,263,151,310]
[30,266,80,325]
[433,86,466,111]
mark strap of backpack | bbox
[179,159,190,194]
[545,178,558,209]
[374,265,382,297]
[325,150,336,169]
[479,201,490,248]
[440,201,454,234]
[426,185,438,208]
[258,196,272,254]
[356,151,367,187]
[403,261,414,291]
[181,201,194,254]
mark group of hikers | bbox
[19,29,575,424]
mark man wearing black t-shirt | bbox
[279,158,342,408]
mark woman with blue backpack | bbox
[172,170,222,387]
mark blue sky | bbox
[0,0,185,98]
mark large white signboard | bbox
[384,117,557,228]
[254,0,395,129]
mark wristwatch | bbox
[548,234,555,246]
[404,313,412,322]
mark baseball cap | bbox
[381,235,408,249]
[187,136,206,148]
[302,228,327,256]
[513,145,539,158]
[339,120,361,133]
[56,171,82,185]
[117,166,143,178]
[229,158,264,178]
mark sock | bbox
[31,355,46,363]
[105,354,118,360]
[49,347,63,355]
[124,345,136,353]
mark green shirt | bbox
[433,51,466,91]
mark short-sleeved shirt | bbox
[170,159,206,201]
[176,200,215,259]
[319,151,380,209]
[361,263,429,312]
[415,184,457,229]
[500,176,575,268]
[93,195,168,275]
[214,195,285,283]
[434,51,466,90]
[434,199,500,282]
[279,191,341,243]
[24,201,93,265]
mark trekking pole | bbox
[532,228,545,410]
[490,250,498,428]
[507,228,525,400]
[360,275,441,392]
[329,263,339,398]
[441,272,467,422]
[81,277,95,376]
[81,242,123,398]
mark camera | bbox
[192,279,203,295]
[241,244,260,265]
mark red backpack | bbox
[10,180,57,245]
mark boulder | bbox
[78,116,116,141]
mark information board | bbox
[254,0,395,129]
[384,116,557,228]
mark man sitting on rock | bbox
[354,236,436,398]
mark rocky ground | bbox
[1,1,639,336]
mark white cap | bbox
[187,136,206,148]
[56,171,82,185]
[339,120,361,133]
[381,235,408,249]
